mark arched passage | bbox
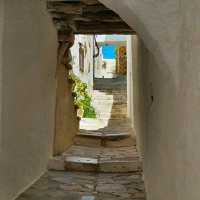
[100,1,200,200]
[0,1,200,200]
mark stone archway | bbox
[0,1,199,200]
[47,0,136,156]
[99,1,200,200]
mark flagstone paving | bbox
[16,76,146,200]
[17,171,146,200]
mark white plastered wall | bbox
[0,1,57,199]
[71,34,94,91]
[100,0,200,200]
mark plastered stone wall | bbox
[0,1,57,199]
[53,29,79,156]
[100,0,200,200]
[54,62,79,155]
[0,0,4,152]
[127,35,148,161]
[127,35,133,121]
[71,35,94,91]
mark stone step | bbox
[95,107,127,112]
[92,96,127,101]
[93,94,126,98]
[94,87,127,91]
[93,100,127,106]
[92,91,127,96]
[93,91,127,96]
[95,109,127,115]
[92,92,127,96]
[106,118,131,125]
[92,93,127,97]
[97,111,127,115]
[93,104,127,111]
[93,102,127,106]
[104,137,136,148]
[93,88,127,92]
[63,145,100,172]
[95,113,127,118]
[74,135,136,148]
[65,156,98,172]
[96,114,127,120]
[99,160,140,173]
[94,86,127,90]
[48,156,65,171]
[49,146,141,173]
[77,130,131,140]
[93,77,127,91]
[94,109,127,115]
[73,135,102,147]
[80,118,131,127]
[80,125,133,132]
[95,116,127,121]
[79,118,108,130]
[92,97,127,102]
[92,106,127,112]
[80,123,132,131]
[64,157,140,173]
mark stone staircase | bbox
[93,76,127,90]
[92,89,127,120]
[48,132,140,173]
[16,80,146,200]
[48,76,143,174]
[80,76,128,130]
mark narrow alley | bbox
[16,77,146,200]
[1,1,200,200]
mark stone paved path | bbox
[17,171,145,200]
[16,135,146,200]
[16,77,146,200]
[16,123,146,200]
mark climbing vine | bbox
[68,72,96,118]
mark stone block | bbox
[47,156,65,171]
[99,160,140,173]
[65,156,98,172]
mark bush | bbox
[69,73,96,118]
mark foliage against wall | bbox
[68,72,96,118]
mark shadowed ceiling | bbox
[47,0,135,34]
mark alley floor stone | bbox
[16,75,146,200]
[16,171,146,200]
[49,144,142,173]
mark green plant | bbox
[68,72,96,118]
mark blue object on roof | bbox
[102,44,116,59]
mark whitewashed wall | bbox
[71,35,94,91]
[100,0,200,200]
[0,1,57,199]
